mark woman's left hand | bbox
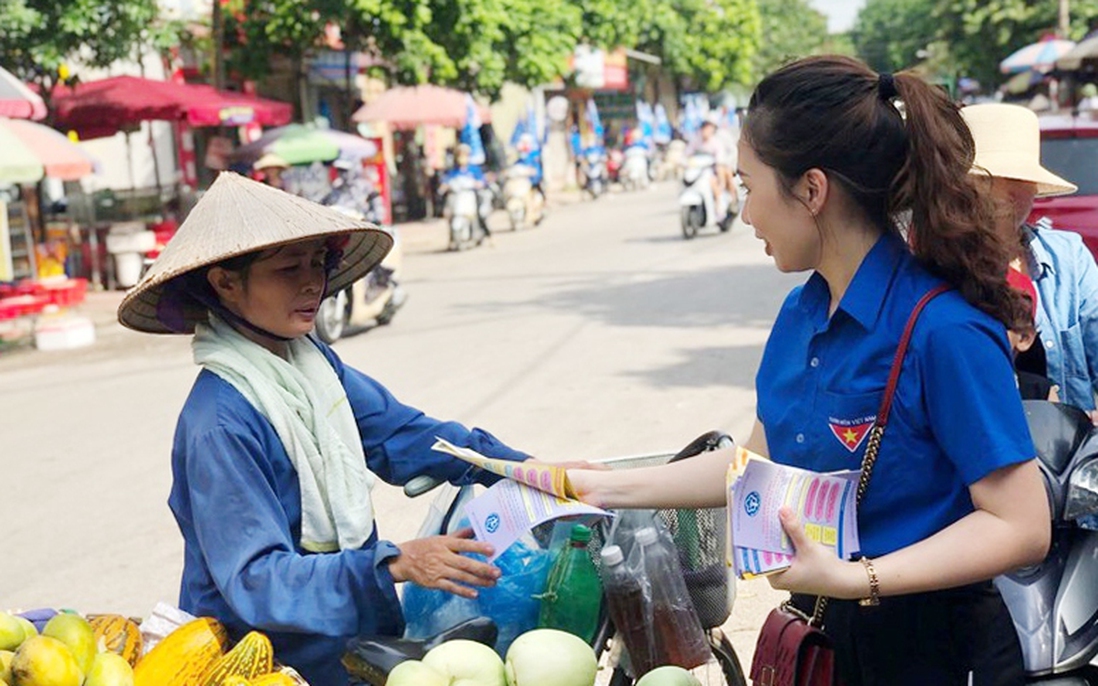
[767,507,866,599]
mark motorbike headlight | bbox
[1065,456,1098,520]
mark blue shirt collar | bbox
[798,232,905,330]
[1023,223,1056,279]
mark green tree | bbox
[224,0,580,99]
[753,0,829,79]
[934,0,1098,87]
[851,0,937,73]
[636,0,761,91]
[421,0,582,97]
[0,0,178,99]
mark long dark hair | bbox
[742,55,1029,330]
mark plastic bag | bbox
[401,530,553,656]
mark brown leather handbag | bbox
[748,285,949,686]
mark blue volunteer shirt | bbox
[756,232,1036,558]
[168,339,527,686]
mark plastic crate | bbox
[0,295,49,318]
[41,278,88,308]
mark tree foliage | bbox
[635,0,761,91]
[851,0,937,73]
[0,0,176,96]
[224,0,581,98]
[851,0,1098,87]
[753,0,829,79]
[222,0,761,96]
[933,0,1098,87]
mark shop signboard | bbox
[570,46,629,91]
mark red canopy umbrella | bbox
[51,75,292,139]
[0,65,46,120]
[352,84,491,130]
[182,85,293,127]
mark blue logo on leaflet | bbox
[744,492,761,517]
[485,513,501,533]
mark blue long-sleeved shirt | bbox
[168,339,527,686]
[1025,224,1098,410]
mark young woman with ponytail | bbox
[570,55,1050,685]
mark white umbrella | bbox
[0,65,46,120]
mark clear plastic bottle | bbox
[599,544,663,676]
[537,523,602,643]
[635,526,711,670]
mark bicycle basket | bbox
[594,451,731,630]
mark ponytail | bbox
[891,74,1030,330]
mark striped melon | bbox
[199,631,274,686]
[88,615,143,667]
[133,617,230,686]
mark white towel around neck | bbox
[193,314,376,552]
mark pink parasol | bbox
[352,84,491,130]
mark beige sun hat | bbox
[254,153,290,170]
[962,103,1078,197]
[117,172,393,335]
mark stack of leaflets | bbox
[726,447,861,579]
[431,438,612,560]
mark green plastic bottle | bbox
[537,523,603,643]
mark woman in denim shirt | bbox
[963,103,1098,412]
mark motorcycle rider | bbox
[687,115,736,219]
[323,158,382,224]
[439,144,492,242]
[514,133,545,194]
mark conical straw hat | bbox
[118,171,393,334]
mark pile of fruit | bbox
[384,628,702,686]
[0,611,305,686]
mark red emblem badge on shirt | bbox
[828,417,875,453]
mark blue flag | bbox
[586,98,603,143]
[654,104,672,145]
[461,94,486,165]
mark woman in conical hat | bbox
[961,103,1098,416]
[119,172,530,686]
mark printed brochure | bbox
[727,447,861,579]
[432,438,611,560]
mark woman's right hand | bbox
[387,528,500,599]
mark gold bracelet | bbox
[858,556,880,607]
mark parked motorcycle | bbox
[679,153,735,239]
[314,207,406,344]
[444,174,488,251]
[997,400,1098,684]
[502,163,545,231]
[620,145,651,192]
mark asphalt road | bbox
[0,181,801,675]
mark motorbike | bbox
[502,163,545,231]
[996,400,1098,684]
[314,203,406,344]
[679,153,735,239]
[620,145,651,192]
[444,174,488,251]
[580,147,608,199]
[343,431,748,686]
[314,234,406,345]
